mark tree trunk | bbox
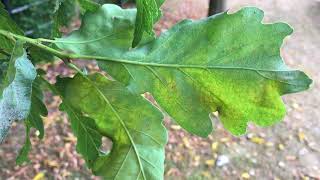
[208,0,225,16]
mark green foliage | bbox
[27,76,48,139]
[60,103,102,168]
[58,85,103,168]
[52,0,77,38]
[16,121,32,164]
[77,0,101,12]
[16,76,47,165]
[133,0,164,47]
[0,0,313,179]
[8,0,106,38]
[9,0,62,38]
[0,2,23,54]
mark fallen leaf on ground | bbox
[265,142,274,147]
[278,144,285,151]
[205,159,215,166]
[220,138,229,143]
[298,132,306,142]
[182,137,191,149]
[33,172,45,180]
[171,125,181,130]
[211,142,219,152]
[241,172,250,179]
[250,137,265,145]
[45,160,59,168]
[201,171,211,178]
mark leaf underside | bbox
[0,42,37,143]
[55,5,312,137]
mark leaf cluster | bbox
[0,0,312,179]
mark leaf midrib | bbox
[63,51,296,74]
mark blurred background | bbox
[0,0,319,179]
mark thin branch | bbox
[0,30,84,74]
[0,29,72,60]
[0,30,296,73]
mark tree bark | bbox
[208,0,225,16]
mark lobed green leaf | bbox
[60,101,102,168]
[56,73,167,179]
[55,5,312,137]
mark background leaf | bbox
[0,2,23,54]
[133,0,164,47]
[56,73,167,179]
[55,5,312,137]
[77,0,100,13]
[52,0,77,38]
[16,121,32,165]
[27,76,48,139]
[52,0,101,38]
[28,46,55,64]
[15,76,50,164]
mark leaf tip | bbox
[226,123,248,137]
[275,22,294,37]
[236,6,265,22]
